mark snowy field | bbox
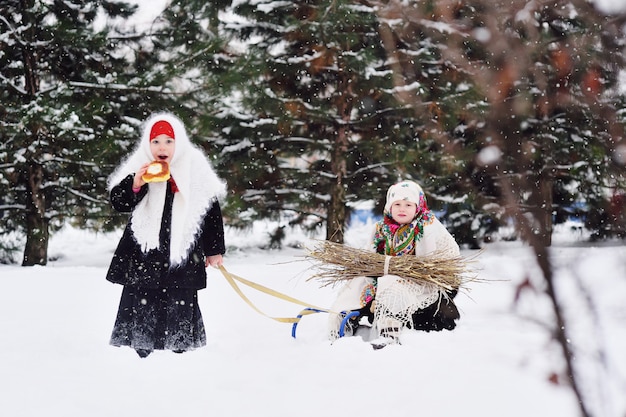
[1,221,625,417]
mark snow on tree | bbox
[175,0,468,243]
[373,0,626,246]
[0,0,162,265]
[2,0,624,264]
[130,0,625,248]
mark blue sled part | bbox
[291,309,361,339]
[291,308,325,338]
[338,310,361,337]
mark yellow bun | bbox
[142,160,171,183]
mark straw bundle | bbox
[306,240,476,291]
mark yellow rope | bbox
[218,265,339,323]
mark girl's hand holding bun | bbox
[132,161,171,191]
[142,160,171,183]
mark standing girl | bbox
[106,113,226,358]
[328,180,460,348]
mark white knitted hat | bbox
[384,180,425,214]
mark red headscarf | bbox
[149,120,175,141]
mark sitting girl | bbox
[328,180,461,347]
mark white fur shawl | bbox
[108,112,226,266]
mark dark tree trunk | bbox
[327,180,346,243]
[21,2,48,266]
[524,174,554,247]
[22,163,48,266]
[326,69,353,244]
[327,127,348,243]
[538,176,553,247]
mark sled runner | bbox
[290,308,363,339]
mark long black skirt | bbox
[110,286,206,352]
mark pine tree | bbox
[153,1,485,244]
[482,0,625,245]
[0,0,161,265]
[375,0,626,246]
[209,0,454,242]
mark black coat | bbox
[106,175,225,289]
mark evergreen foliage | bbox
[0,0,167,264]
[1,0,624,263]
[211,0,452,242]
[373,0,626,246]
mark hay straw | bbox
[306,240,478,291]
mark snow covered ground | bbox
[1,221,625,417]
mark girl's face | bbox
[150,134,175,163]
[390,200,418,224]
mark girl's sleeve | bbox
[201,201,226,256]
[433,220,461,258]
[416,218,460,258]
[110,174,146,213]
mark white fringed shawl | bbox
[108,113,226,267]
